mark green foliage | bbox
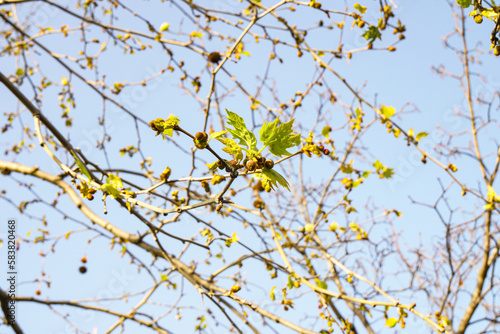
[315,278,328,290]
[217,137,243,161]
[254,168,290,191]
[385,317,398,328]
[380,105,395,119]
[361,26,382,43]
[354,3,367,14]
[260,117,301,157]
[456,0,472,8]
[71,152,91,183]
[101,173,123,198]
[225,109,258,150]
[209,130,228,142]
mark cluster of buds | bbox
[317,145,330,156]
[76,183,97,201]
[244,156,274,172]
[149,118,165,136]
[160,166,171,181]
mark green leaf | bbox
[481,9,499,19]
[15,68,24,76]
[71,152,91,183]
[107,174,123,188]
[385,318,398,328]
[415,132,428,140]
[217,137,243,161]
[269,286,276,301]
[380,105,395,119]
[225,109,257,150]
[209,130,228,142]
[382,168,394,178]
[163,115,180,138]
[373,160,384,171]
[254,168,290,191]
[159,22,170,32]
[354,3,367,14]
[259,117,301,157]
[190,31,203,38]
[100,174,123,199]
[487,184,496,201]
[304,223,314,232]
[314,278,328,290]
[361,26,382,43]
[456,0,472,8]
[160,274,168,281]
[321,125,331,138]
[341,164,354,174]
[101,183,121,198]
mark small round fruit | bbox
[79,266,87,274]
[195,132,208,141]
[494,46,500,56]
[474,14,483,24]
[264,159,274,169]
[357,20,365,28]
[246,160,257,171]
[81,256,87,263]
[323,149,330,156]
[35,290,41,296]
[318,145,325,151]
[87,194,94,201]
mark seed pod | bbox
[246,160,257,171]
[264,159,274,169]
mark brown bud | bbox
[246,160,256,171]
[195,132,208,141]
[208,51,222,64]
[264,159,274,169]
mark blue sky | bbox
[1,1,499,333]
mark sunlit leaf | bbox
[259,117,301,157]
[225,109,257,150]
